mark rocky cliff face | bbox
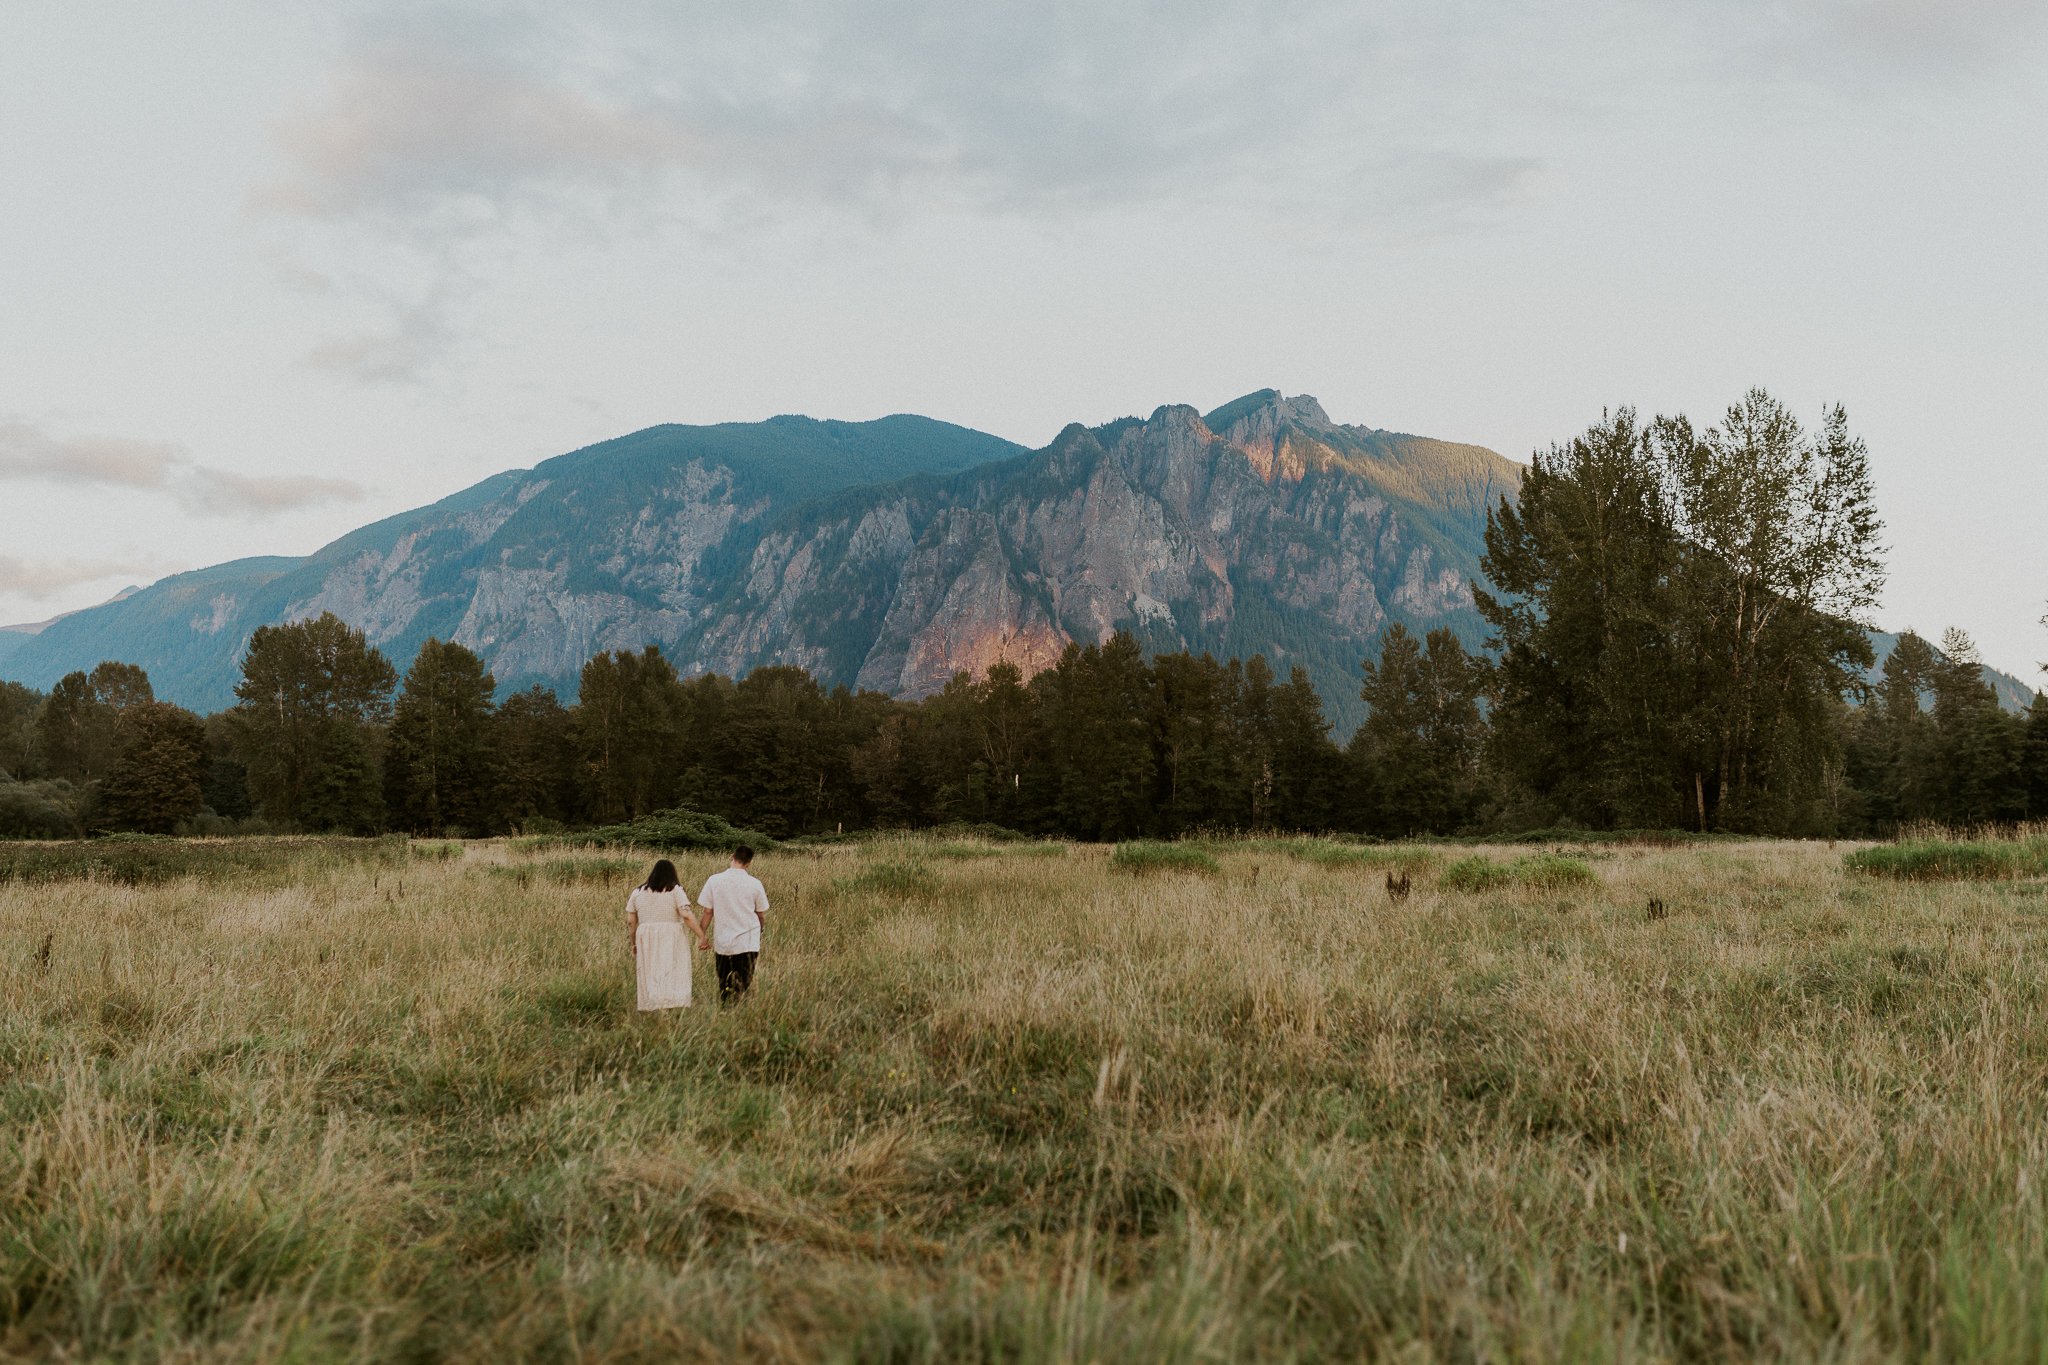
[2,393,1524,730]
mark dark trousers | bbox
[715,951,757,1005]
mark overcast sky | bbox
[2,0,2043,677]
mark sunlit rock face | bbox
[1,393,1522,730]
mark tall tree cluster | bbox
[1478,392,1886,833]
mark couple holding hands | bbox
[626,845,769,1011]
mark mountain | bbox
[0,586,142,675]
[0,393,1522,731]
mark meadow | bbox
[5,832,2048,1361]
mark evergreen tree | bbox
[386,639,499,835]
[1034,633,1152,840]
[1926,629,2028,826]
[1352,625,1485,834]
[1149,652,1242,834]
[495,686,581,829]
[975,661,1041,830]
[229,613,395,829]
[2024,691,2048,821]
[299,718,385,835]
[200,713,253,821]
[575,647,686,822]
[1267,664,1340,831]
[97,702,207,833]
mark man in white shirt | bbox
[698,845,770,1005]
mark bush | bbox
[1110,842,1221,876]
[1513,853,1599,889]
[1440,853,1598,894]
[1845,837,2048,882]
[0,779,85,839]
[550,806,774,853]
[1440,856,1516,893]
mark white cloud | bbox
[0,420,368,515]
[257,1,1565,381]
[0,555,157,604]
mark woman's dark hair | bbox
[643,859,680,892]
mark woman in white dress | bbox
[627,859,708,1012]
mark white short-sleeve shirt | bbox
[698,866,769,954]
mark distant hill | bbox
[0,586,141,676]
[0,393,1523,731]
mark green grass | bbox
[1441,851,1598,893]
[1109,841,1221,875]
[0,835,405,886]
[1846,836,2048,882]
[10,833,2048,1359]
[831,860,943,899]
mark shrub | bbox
[1440,856,1516,893]
[553,806,774,853]
[1513,853,1599,889]
[1439,853,1598,894]
[0,779,85,839]
[1845,837,2048,882]
[1110,842,1221,876]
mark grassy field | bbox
[6,835,2048,1361]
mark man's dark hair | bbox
[643,859,680,892]
[732,845,755,866]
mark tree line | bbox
[2,390,2043,841]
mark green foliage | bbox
[36,662,153,785]
[385,639,499,836]
[1512,852,1600,888]
[553,805,774,853]
[0,836,404,886]
[1845,837,2048,882]
[493,686,579,830]
[1352,624,1487,835]
[1038,636,1154,840]
[96,703,208,834]
[229,613,395,830]
[1440,853,1597,892]
[1479,394,1883,834]
[1110,841,1221,875]
[1439,855,1516,892]
[0,778,85,839]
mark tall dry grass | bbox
[4,834,2048,1360]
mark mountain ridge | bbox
[7,392,1521,729]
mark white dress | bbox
[629,887,694,1011]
